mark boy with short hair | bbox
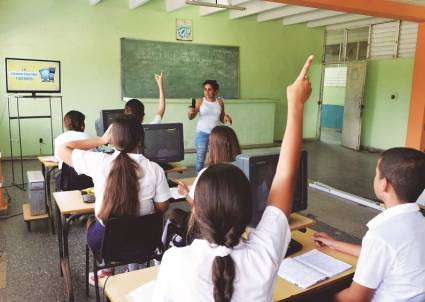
[313,147,425,302]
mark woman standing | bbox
[188,80,232,174]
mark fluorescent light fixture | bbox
[185,0,246,10]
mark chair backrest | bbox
[100,213,164,263]
[60,162,94,191]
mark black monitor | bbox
[142,123,184,165]
[100,109,124,134]
[234,151,308,227]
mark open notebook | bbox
[278,249,352,289]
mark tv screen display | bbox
[235,151,308,226]
[142,123,184,163]
[101,109,125,134]
[5,58,61,94]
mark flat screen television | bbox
[234,151,308,227]
[100,109,125,134]
[5,58,61,95]
[142,123,184,165]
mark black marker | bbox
[191,98,196,108]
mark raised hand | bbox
[154,71,164,87]
[287,55,313,108]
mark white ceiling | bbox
[91,0,425,30]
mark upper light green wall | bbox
[0,0,323,157]
[361,58,414,150]
[323,86,345,106]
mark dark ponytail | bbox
[98,115,144,221]
[193,164,252,302]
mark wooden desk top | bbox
[177,177,314,231]
[104,228,357,302]
[37,156,59,169]
[164,163,187,174]
[53,190,94,215]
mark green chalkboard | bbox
[121,38,240,99]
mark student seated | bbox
[54,111,93,190]
[152,56,313,302]
[177,125,241,205]
[59,115,171,283]
[95,72,166,135]
[313,147,425,302]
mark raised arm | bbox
[58,125,112,167]
[155,71,166,118]
[268,56,313,218]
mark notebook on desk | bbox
[278,249,352,289]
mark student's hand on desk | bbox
[287,55,313,108]
[154,71,164,87]
[312,232,337,249]
[176,181,189,197]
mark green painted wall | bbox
[361,58,414,150]
[323,86,345,106]
[0,0,324,158]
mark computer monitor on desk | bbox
[235,151,308,256]
[99,109,124,134]
[142,123,184,170]
[234,151,308,226]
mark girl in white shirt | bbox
[153,56,313,302]
[58,114,171,281]
[177,125,241,205]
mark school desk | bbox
[104,228,357,302]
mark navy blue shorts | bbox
[87,219,105,256]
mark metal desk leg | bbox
[45,167,56,235]
[55,202,64,276]
[61,214,74,302]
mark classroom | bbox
[0,0,424,301]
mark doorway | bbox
[320,64,347,145]
[319,61,367,150]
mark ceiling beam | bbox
[257,6,316,22]
[307,14,371,28]
[199,0,251,17]
[129,0,151,9]
[89,0,102,5]
[283,9,344,25]
[265,0,425,22]
[230,1,286,19]
[326,17,390,30]
[166,0,186,12]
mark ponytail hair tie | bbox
[211,245,232,257]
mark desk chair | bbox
[85,213,164,302]
[59,162,94,191]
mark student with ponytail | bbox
[152,55,313,302]
[58,115,171,282]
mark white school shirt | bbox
[196,98,222,134]
[54,131,91,169]
[353,203,425,302]
[152,206,291,302]
[72,150,171,225]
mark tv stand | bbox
[285,239,303,257]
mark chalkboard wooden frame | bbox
[120,38,240,99]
